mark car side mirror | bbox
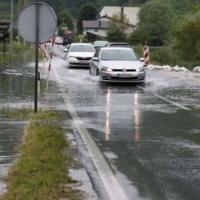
[93,57,99,62]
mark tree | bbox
[134,0,174,46]
[77,3,98,33]
[67,0,98,17]
[172,9,200,61]
[128,0,149,6]
[40,0,67,14]
[57,9,73,29]
[57,10,74,37]
[170,0,199,13]
[107,27,127,42]
[107,14,130,42]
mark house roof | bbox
[86,30,107,37]
[100,6,140,26]
[82,20,109,29]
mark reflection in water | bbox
[0,52,34,194]
[133,93,142,144]
[105,89,111,141]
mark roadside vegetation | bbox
[1,0,200,67]
[130,0,200,67]
[0,111,83,200]
[0,106,33,120]
[0,42,32,67]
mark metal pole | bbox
[121,6,124,23]
[34,1,40,112]
[10,0,14,51]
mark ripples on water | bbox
[0,52,34,194]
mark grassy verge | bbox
[0,41,33,68]
[0,106,33,120]
[0,111,82,200]
[134,45,198,70]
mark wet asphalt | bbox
[49,53,200,200]
[0,48,200,199]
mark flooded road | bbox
[0,54,34,192]
[0,47,200,200]
[49,55,200,200]
[0,53,60,193]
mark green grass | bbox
[134,45,198,69]
[0,106,33,120]
[0,111,83,200]
[0,41,33,68]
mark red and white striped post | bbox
[46,36,56,92]
[48,37,56,72]
[143,41,150,66]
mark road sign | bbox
[18,2,57,43]
[18,2,57,112]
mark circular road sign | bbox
[18,2,57,44]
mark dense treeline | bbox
[1,0,199,66]
[132,0,200,66]
[1,0,199,17]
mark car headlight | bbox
[101,67,112,72]
[138,66,144,72]
[69,56,77,61]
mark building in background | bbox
[82,6,140,41]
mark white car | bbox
[67,43,95,67]
[90,47,146,83]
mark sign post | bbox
[18,1,57,112]
[34,1,39,112]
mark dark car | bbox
[106,42,129,48]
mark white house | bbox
[82,6,140,40]
[100,6,140,26]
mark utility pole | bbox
[121,6,124,23]
[10,0,14,51]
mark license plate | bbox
[117,73,132,78]
[80,60,89,64]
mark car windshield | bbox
[101,49,137,61]
[108,43,129,47]
[70,45,95,52]
[93,41,108,47]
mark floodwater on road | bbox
[0,53,62,193]
[49,56,200,200]
[0,48,200,200]
[0,53,35,193]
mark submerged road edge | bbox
[52,66,129,200]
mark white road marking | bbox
[137,86,190,111]
[52,67,130,200]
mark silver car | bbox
[67,43,95,67]
[90,47,146,83]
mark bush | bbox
[134,45,198,69]
[12,41,30,53]
[135,0,174,46]
[150,47,178,65]
[172,10,200,61]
